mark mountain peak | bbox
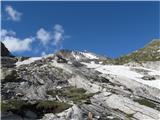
[54,49,110,64]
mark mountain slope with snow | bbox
[1,40,160,120]
[15,57,42,67]
[55,49,110,62]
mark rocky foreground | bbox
[1,40,160,120]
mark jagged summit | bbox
[55,49,111,63]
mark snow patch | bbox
[99,61,103,64]
[80,52,98,59]
[90,61,95,64]
[16,57,42,67]
[71,52,80,60]
[82,62,160,89]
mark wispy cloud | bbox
[1,29,16,37]
[5,5,22,21]
[36,24,69,52]
[36,28,52,46]
[1,29,34,52]
[53,24,64,47]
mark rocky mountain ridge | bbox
[1,40,160,120]
[114,39,160,64]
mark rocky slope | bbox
[114,39,160,64]
[1,40,160,120]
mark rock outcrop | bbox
[1,42,14,57]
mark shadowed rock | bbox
[1,42,14,57]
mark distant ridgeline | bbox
[1,39,160,65]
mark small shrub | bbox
[46,89,63,97]
[36,101,71,113]
[1,99,28,112]
[126,113,134,118]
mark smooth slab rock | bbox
[92,93,160,120]
[68,75,101,93]
[40,105,83,120]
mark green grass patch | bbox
[134,98,157,109]
[126,113,134,118]
[114,40,160,65]
[47,87,94,104]
[36,100,71,113]
[1,99,72,118]
[1,99,28,112]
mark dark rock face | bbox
[1,57,17,68]
[54,54,68,63]
[1,42,17,68]
[142,75,156,80]
[1,42,14,57]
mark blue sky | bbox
[1,1,160,58]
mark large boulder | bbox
[1,68,19,83]
[1,57,17,68]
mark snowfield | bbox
[16,57,42,67]
[82,62,160,89]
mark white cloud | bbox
[54,24,64,33]
[53,24,64,46]
[3,37,34,52]
[53,32,63,45]
[5,5,22,21]
[1,29,16,37]
[36,24,67,49]
[1,24,70,55]
[36,28,52,45]
[1,29,34,52]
